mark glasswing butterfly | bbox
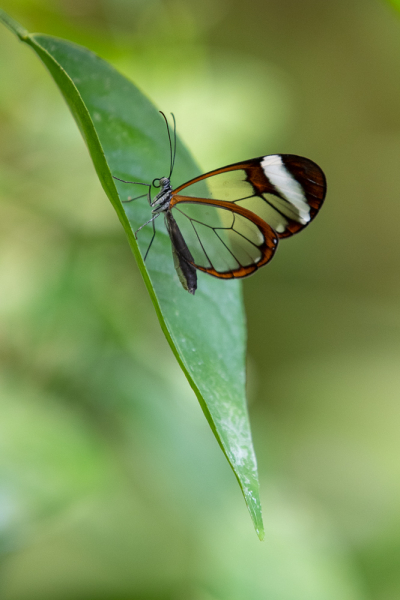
[114,112,327,295]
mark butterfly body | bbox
[150,176,173,214]
[146,176,198,294]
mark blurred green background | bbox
[0,0,400,598]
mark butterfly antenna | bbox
[171,113,177,177]
[159,111,174,179]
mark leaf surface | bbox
[0,9,264,538]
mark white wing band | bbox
[261,155,310,224]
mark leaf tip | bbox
[256,526,265,542]
[241,486,264,539]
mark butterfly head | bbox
[153,176,171,190]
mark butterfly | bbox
[114,112,327,295]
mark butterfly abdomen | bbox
[164,211,197,295]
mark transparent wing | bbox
[170,199,278,279]
[172,154,326,238]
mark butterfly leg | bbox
[143,218,157,262]
[134,212,161,238]
[112,176,152,206]
[122,192,149,203]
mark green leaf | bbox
[0,9,264,538]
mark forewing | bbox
[172,154,326,238]
[169,200,278,279]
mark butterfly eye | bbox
[152,178,161,188]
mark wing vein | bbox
[189,218,215,270]
[213,229,243,270]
